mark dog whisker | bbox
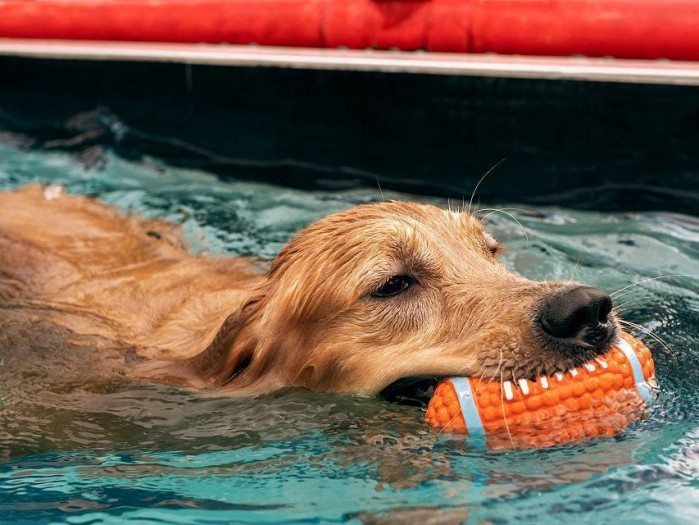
[475,208,530,246]
[436,409,466,438]
[612,297,648,313]
[495,347,514,449]
[618,319,677,363]
[470,363,490,397]
[467,158,506,214]
[610,274,691,299]
[568,254,583,283]
[375,178,385,202]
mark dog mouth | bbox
[380,376,446,407]
[380,333,619,408]
[380,311,620,407]
[379,351,611,408]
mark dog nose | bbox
[539,286,613,344]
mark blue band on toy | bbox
[617,338,655,402]
[450,377,485,434]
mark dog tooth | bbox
[569,368,578,377]
[540,376,549,389]
[518,379,530,395]
[503,381,514,401]
[555,372,564,381]
[584,363,596,372]
[594,357,609,369]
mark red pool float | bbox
[0,1,698,61]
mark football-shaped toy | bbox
[425,333,656,449]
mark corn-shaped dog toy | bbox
[425,333,656,449]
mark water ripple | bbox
[1,144,698,523]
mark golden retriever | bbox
[0,184,618,399]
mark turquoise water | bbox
[1,143,699,524]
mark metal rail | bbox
[2,39,699,86]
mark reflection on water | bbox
[1,144,698,524]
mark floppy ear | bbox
[133,297,262,390]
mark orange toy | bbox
[425,333,656,449]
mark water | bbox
[1,142,698,524]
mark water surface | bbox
[1,143,698,524]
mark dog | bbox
[0,184,618,399]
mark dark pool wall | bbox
[1,56,699,212]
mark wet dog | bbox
[0,184,617,398]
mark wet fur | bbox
[0,185,617,396]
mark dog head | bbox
[144,202,617,397]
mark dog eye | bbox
[372,275,415,298]
[489,243,504,256]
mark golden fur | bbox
[0,184,616,396]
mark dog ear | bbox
[133,297,262,390]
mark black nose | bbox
[539,286,613,345]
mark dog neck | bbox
[0,185,267,359]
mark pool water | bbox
[1,142,699,524]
